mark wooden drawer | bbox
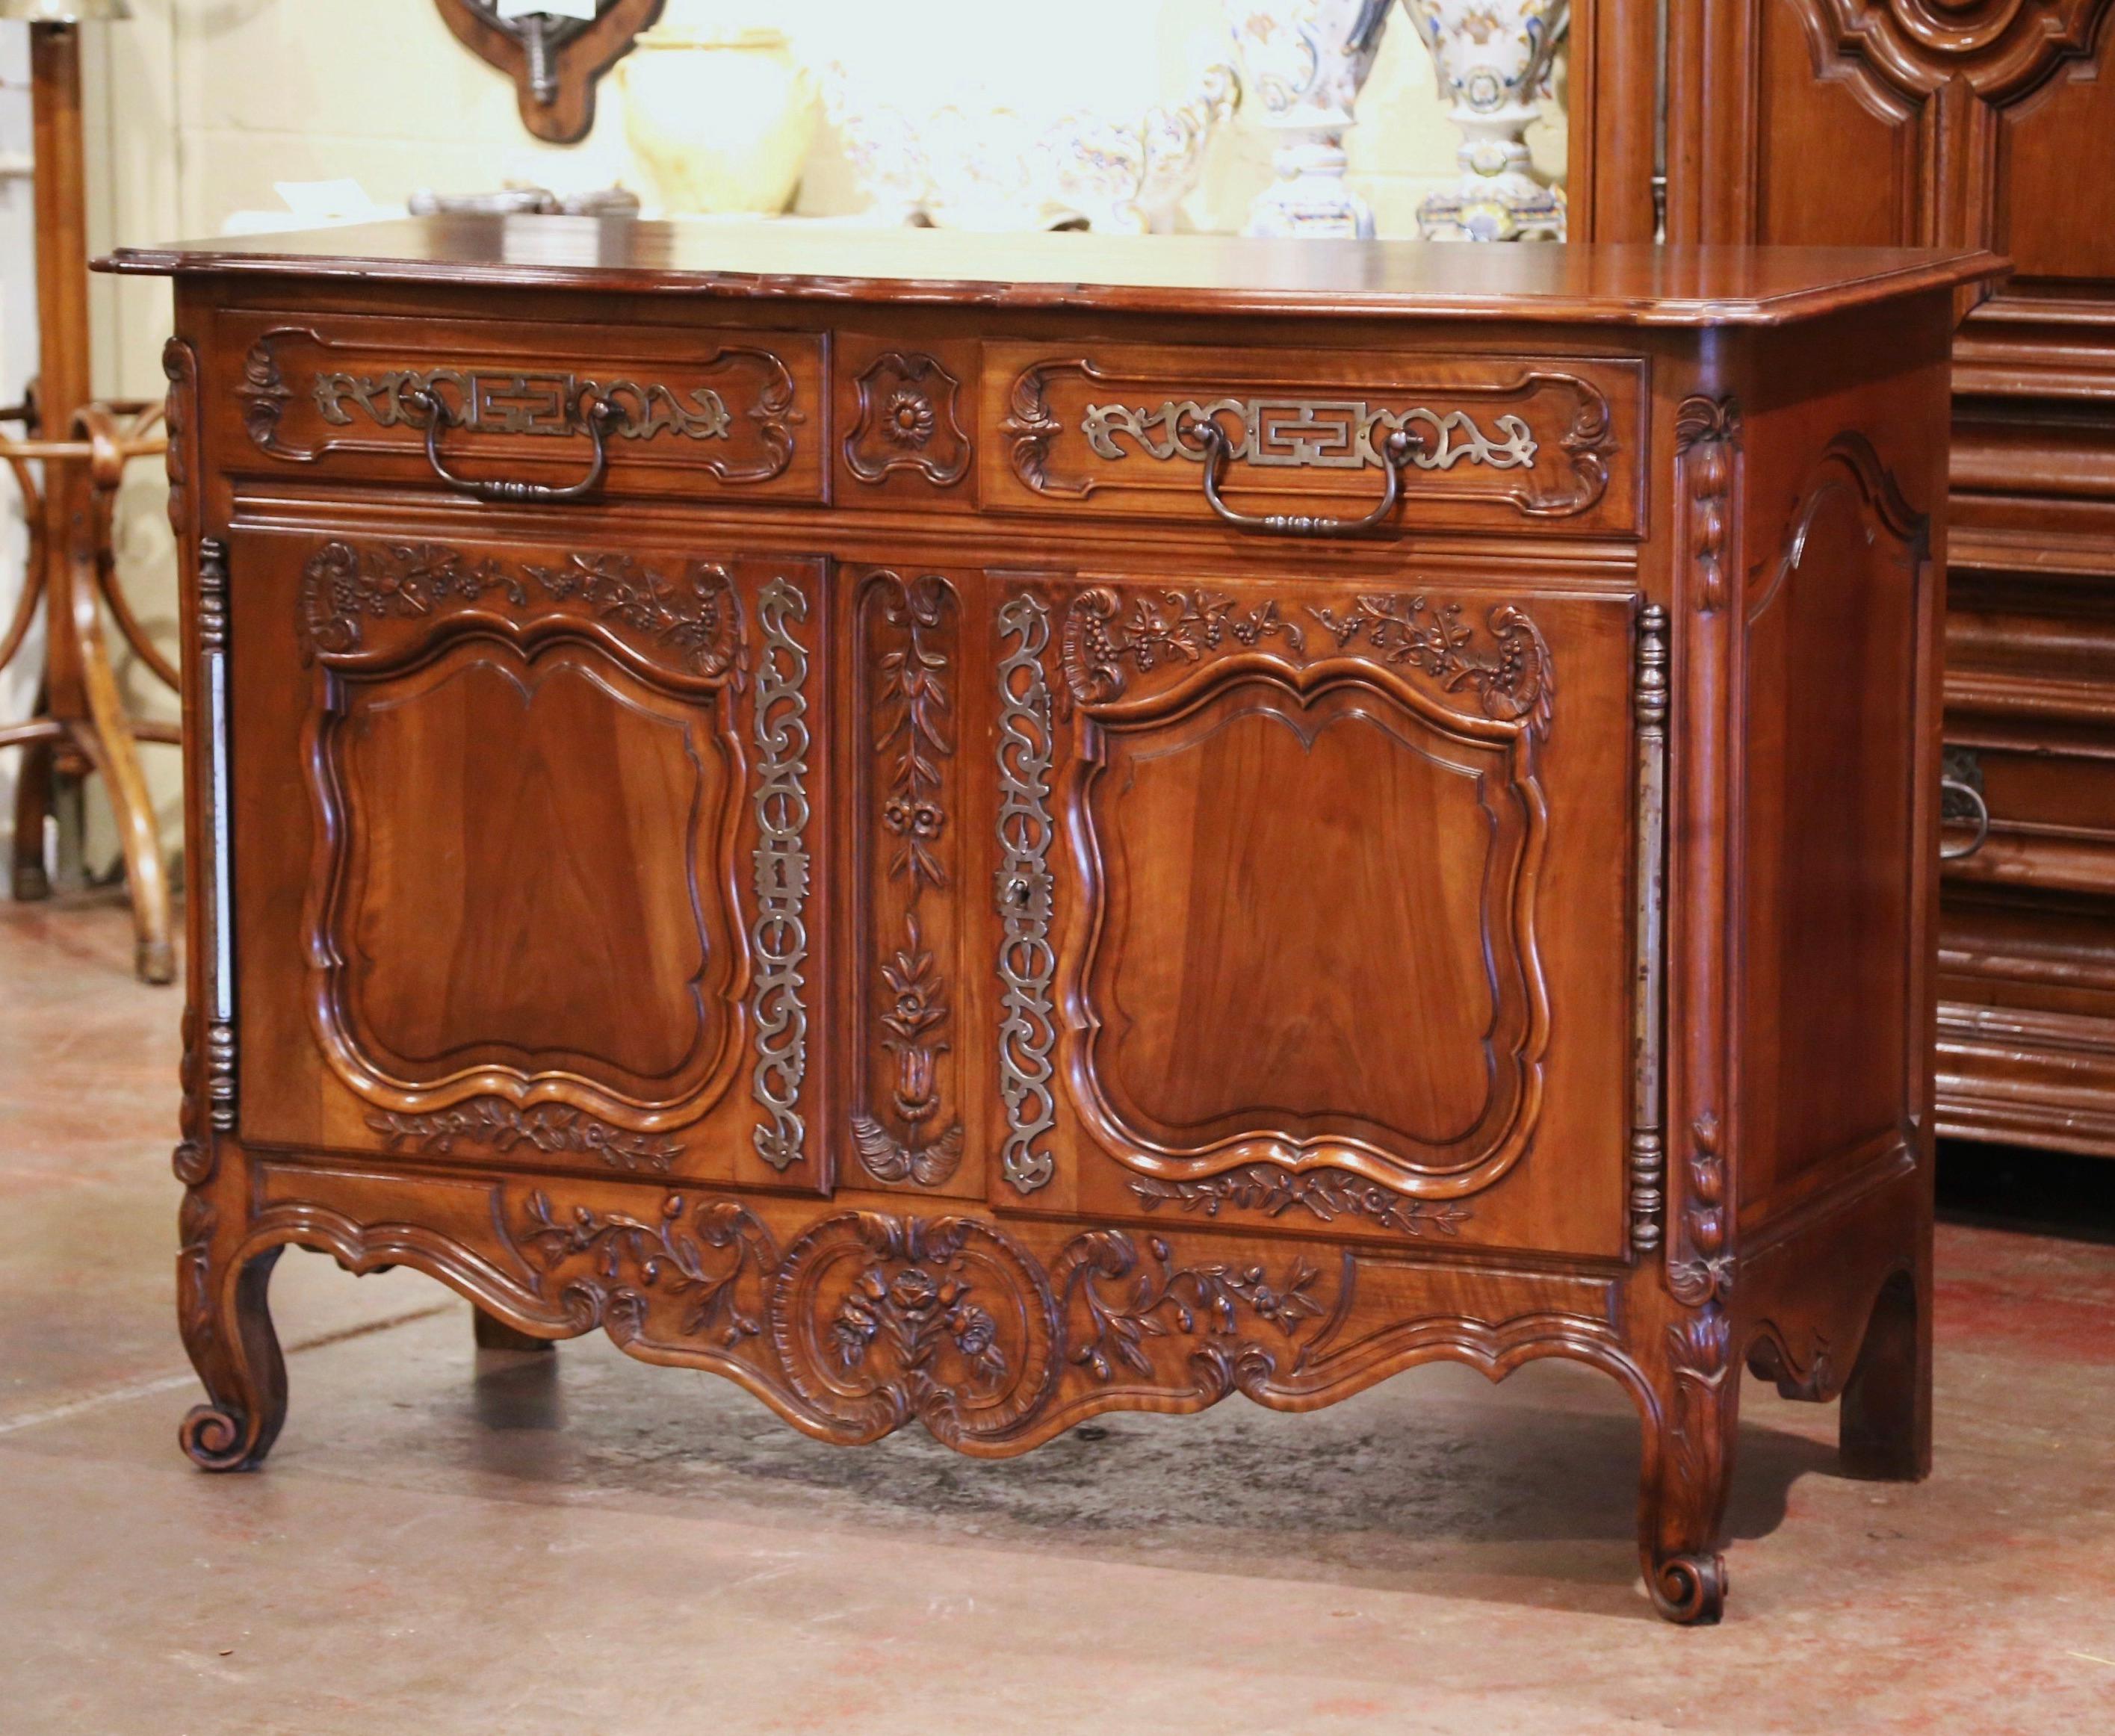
[1942,740,2115,898]
[216,311,826,504]
[979,340,1645,536]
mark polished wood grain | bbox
[108,223,1994,1625]
[1571,0,2115,1159]
[103,217,2001,326]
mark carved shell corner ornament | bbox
[1001,361,1085,497]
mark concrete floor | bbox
[3,896,2113,1735]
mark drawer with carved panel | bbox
[217,311,825,504]
[982,341,1645,536]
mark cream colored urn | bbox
[618,1,820,217]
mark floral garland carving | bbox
[1128,1167,1470,1239]
[515,1191,775,1345]
[365,1098,680,1173]
[856,575,964,1186]
[298,539,744,683]
[499,1194,1357,1445]
[1059,1230,1335,1389]
[1057,584,1552,739]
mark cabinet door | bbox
[225,517,832,1193]
[986,574,1642,1259]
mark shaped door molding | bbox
[297,536,756,1138]
[1057,615,1553,1201]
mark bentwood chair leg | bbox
[69,544,174,985]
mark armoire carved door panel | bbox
[227,524,832,1191]
[1004,577,1641,1259]
[1626,0,2115,255]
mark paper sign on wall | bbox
[495,1,600,20]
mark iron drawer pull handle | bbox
[1939,775,1990,861]
[1187,417,1422,538]
[408,385,616,503]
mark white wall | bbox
[1,28,38,861]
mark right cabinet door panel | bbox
[993,574,1641,1260]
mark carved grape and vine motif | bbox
[298,539,745,683]
[1059,584,1553,737]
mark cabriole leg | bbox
[1841,1268,1930,1482]
[176,1190,288,1472]
[1640,1306,1739,1624]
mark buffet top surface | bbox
[103,217,2004,328]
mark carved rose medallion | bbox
[769,1213,1060,1445]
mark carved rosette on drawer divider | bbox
[844,352,970,486]
[853,574,966,1186]
[751,577,814,1173]
[1057,581,1554,1202]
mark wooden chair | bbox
[0,394,179,982]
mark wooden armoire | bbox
[1567,0,2115,1158]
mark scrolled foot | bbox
[1648,1551,1728,1624]
[177,1243,288,1472]
[179,1402,271,1472]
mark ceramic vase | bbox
[1224,0,1395,239]
[1399,0,1568,241]
[618,1,820,217]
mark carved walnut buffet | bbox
[105,221,2001,1623]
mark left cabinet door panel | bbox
[224,520,833,1193]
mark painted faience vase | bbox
[1400,0,1568,241]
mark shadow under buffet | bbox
[105,220,2001,1624]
